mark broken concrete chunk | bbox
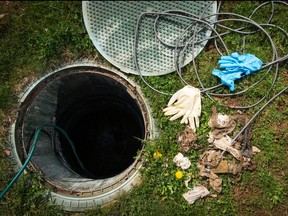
[173,153,191,170]
[182,185,210,204]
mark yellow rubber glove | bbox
[163,86,201,132]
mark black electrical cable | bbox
[134,12,229,95]
[133,1,288,110]
[134,1,288,96]
[230,86,288,145]
[132,1,288,148]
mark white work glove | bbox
[163,85,201,132]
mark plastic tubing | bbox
[0,124,92,200]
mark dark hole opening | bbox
[53,73,145,179]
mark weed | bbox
[0,173,64,216]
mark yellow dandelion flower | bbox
[175,171,183,179]
[153,151,162,159]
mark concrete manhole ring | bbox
[10,64,155,211]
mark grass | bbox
[0,1,288,215]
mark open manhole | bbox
[10,64,155,211]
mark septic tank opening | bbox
[53,72,145,179]
[12,65,153,205]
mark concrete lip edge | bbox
[10,63,157,211]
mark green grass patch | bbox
[0,1,287,215]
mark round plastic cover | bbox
[83,1,217,76]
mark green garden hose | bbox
[0,124,92,200]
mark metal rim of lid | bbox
[82,1,218,76]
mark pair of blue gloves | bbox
[212,52,263,91]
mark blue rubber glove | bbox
[212,52,262,91]
[218,52,262,75]
[212,69,242,91]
